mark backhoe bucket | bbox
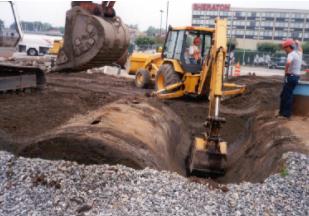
[54,6,129,72]
[187,137,227,177]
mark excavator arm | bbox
[187,19,228,176]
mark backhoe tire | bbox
[155,64,181,91]
[135,69,151,89]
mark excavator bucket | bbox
[187,116,228,177]
[188,137,227,177]
[53,5,129,72]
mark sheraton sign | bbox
[193,3,231,11]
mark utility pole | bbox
[165,1,169,34]
[160,9,164,36]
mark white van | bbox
[18,34,62,56]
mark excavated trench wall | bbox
[17,99,191,176]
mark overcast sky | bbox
[11,0,309,30]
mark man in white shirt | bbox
[278,39,303,119]
[188,35,201,64]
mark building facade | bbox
[192,3,309,49]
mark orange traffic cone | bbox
[234,62,241,77]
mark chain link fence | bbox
[232,50,309,69]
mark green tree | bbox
[58,27,65,34]
[257,42,280,53]
[20,21,53,32]
[0,19,4,29]
[154,35,165,46]
[227,38,238,51]
[146,26,160,37]
[135,36,155,47]
[303,42,309,54]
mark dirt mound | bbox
[0,72,143,139]
[16,99,191,176]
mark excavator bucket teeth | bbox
[54,6,129,72]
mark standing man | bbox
[278,39,303,119]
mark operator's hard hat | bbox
[282,39,294,48]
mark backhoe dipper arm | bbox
[197,19,227,124]
[205,19,227,154]
[188,19,228,177]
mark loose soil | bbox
[0,71,308,184]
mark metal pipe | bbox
[165,1,169,34]
[160,9,164,36]
[215,97,220,117]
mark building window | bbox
[275,22,290,28]
[279,13,286,18]
[270,13,276,18]
[241,12,247,17]
[290,13,295,18]
[228,11,234,17]
[295,13,304,19]
[261,21,273,27]
[246,30,254,36]
[293,23,304,28]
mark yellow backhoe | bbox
[130,19,245,176]
[158,20,245,176]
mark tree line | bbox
[0,19,64,35]
[134,26,166,50]
[133,25,309,54]
[257,42,309,54]
[18,21,64,34]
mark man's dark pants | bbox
[279,75,300,117]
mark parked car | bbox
[268,56,286,69]
[18,34,62,56]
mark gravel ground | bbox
[0,151,308,216]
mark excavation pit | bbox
[0,74,307,184]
